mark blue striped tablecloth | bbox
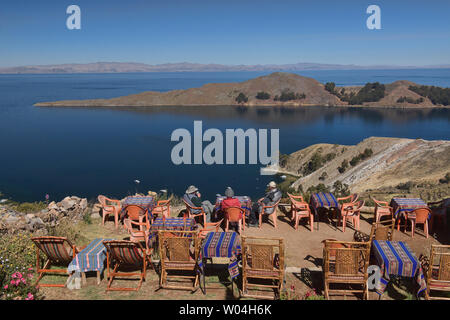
[215,195,252,213]
[120,195,155,218]
[373,240,426,297]
[147,217,196,247]
[390,198,429,219]
[198,231,241,279]
[68,238,113,273]
[309,192,339,210]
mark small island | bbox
[34,72,450,108]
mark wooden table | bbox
[67,238,113,286]
[372,240,427,298]
[309,192,339,230]
[198,231,241,294]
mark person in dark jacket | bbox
[183,185,213,222]
[248,181,282,227]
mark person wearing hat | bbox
[220,187,241,211]
[248,181,282,227]
[183,185,213,222]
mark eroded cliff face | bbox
[281,137,450,193]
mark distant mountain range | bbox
[1,61,450,74]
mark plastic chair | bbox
[98,195,122,229]
[407,208,431,238]
[340,200,365,232]
[224,206,245,234]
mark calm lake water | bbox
[0,70,449,202]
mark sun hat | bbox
[267,181,277,188]
[185,185,199,194]
[224,187,234,198]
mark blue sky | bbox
[0,0,449,67]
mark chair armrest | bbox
[337,195,351,202]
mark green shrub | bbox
[235,92,248,104]
[10,202,47,213]
[350,148,373,167]
[396,96,424,104]
[46,219,87,245]
[439,173,450,184]
[255,91,271,100]
[332,180,350,198]
[338,159,349,173]
[409,85,450,106]
[0,233,43,300]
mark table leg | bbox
[97,271,101,285]
[202,258,206,295]
[314,208,320,231]
[81,272,87,286]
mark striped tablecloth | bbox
[373,240,426,297]
[309,192,339,210]
[120,195,155,218]
[147,217,196,247]
[390,198,429,219]
[198,231,242,279]
[68,238,113,273]
[215,196,252,215]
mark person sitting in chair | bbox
[217,187,241,221]
[183,185,214,223]
[248,181,282,227]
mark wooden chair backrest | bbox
[242,236,284,272]
[249,244,273,270]
[411,208,432,223]
[323,240,370,276]
[159,230,199,263]
[225,207,244,222]
[103,240,144,265]
[369,219,395,241]
[124,205,146,221]
[31,236,74,263]
[429,245,450,281]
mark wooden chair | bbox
[103,240,149,291]
[31,236,80,287]
[224,206,245,234]
[258,199,281,229]
[288,194,314,232]
[183,200,206,226]
[152,195,173,219]
[339,200,365,232]
[241,236,285,300]
[369,219,395,242]
[370,195,394,223]
[199,219,224,239]
[98,195,122,229]
[406,208,431,238]
[322,240,371,300]
[158,230,200,291]
[287,193,304,220]
[424,245,450,300]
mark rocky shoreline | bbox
[0,196,96,235]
